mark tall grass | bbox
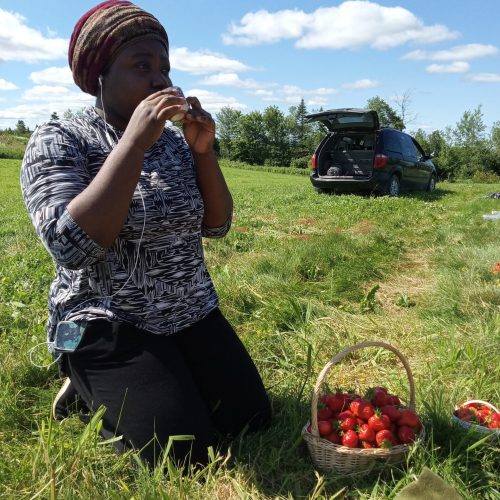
[0,159,499,498]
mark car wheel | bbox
[387,175,400,196]
[427,175,436,192]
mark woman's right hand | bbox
[122,88,187,152]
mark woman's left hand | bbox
[182,96,215,154]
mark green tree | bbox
[452,105,486,148]
[262,105,290,166]
[413,128,429,152]
[14,120,29,136]
[287,100,326,168]
[366,96,404,130]
[288,99,311,166]
[233,111,267,164]
[450,106,492,177]
[491,121,500,152]
[51,111,59,120]
[215,106,242,160]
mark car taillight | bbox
[311,153,317,170]
[373,154,388,169]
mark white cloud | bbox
[198,72,267,89]
[0,9,67,62]
[22,85,73,101]
[29,66,74,86]
[170,47,251,75]
[256,84,337,106]
[465,73,500,83]
[223,1,457,49]
[184,88,247,113]
[0,84,94,127]
[223,9,310,46]
[253,89,274,98]
[403,43,498,61]
[0,97,92,127]
[426,61,470,73]
[0,78,17,90]
[342,79,380,89]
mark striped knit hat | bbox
[69,1,169,96]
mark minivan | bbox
[307,108,436,196]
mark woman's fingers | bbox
[143,90,213,124]
[153,95,186,121]
[185,96,213,123]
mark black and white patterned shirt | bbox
[21,107,230,350]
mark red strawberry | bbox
[368,412,391,432]
[358,423,376,442]
[398,425,416,444]
[455,407,475,422]
[319,394,330,405]
[317,407,333,420]
[338,410,354,419]
[398,409,421,430]
[376,429,396,448]
[361,440,375,449]
[488,413,500,429]
[325,432,342,444]
[386,394,401,406]
[380,405,401,422]
[339,416,357,431]
[350,398,375,420]
[368,387,389,407]
[318,420,333,436]
[326,393,347,413]
[342,429,359,448]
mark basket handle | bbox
[460,400,499,413]
[310,341,416,438]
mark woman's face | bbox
[98,38,172,130]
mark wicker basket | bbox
[451,400,500,441]
[302,340,422,474]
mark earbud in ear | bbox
[98,75,104,86]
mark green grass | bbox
[0,134,28,159]
[1,158,499,499]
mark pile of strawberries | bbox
[454,402,500,429]
[307,386,422,449]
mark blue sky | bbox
[1,0,499,133]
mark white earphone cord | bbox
[29,78,147,369]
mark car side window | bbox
[383,131,403,155]
[413,139,426,160]
[401,134,418,160]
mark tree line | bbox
[215,97,500,181]
[2,99,500,181]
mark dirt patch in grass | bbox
[297,217,317,226]
[350,219,377,235]
[376,252,434,316]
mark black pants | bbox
[64,308,271,466]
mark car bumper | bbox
[310,172,391,193]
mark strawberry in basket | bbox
[454,401,500,430]
[302,341,423,473]
[311,385,422,450]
